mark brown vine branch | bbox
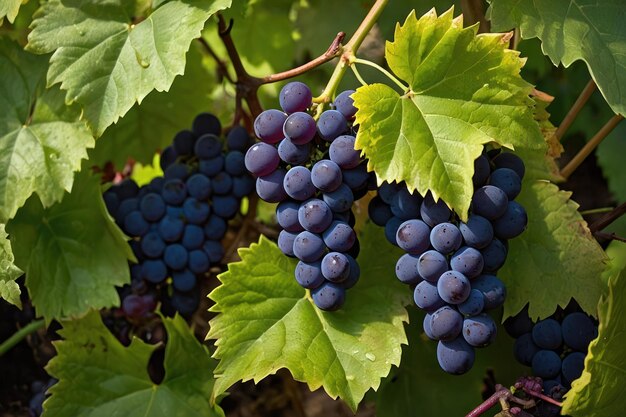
[196,37,234,84]
[560,113,624,179]
[461,0,490,33]
[556,80,597,141]
[589,201,626,233]
[594,231,626,243]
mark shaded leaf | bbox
[0,0,25,23]
[0,224,22,307]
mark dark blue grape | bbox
[192,113,221,136]
[232,175,255,198]
[341,255,360,289]
[158,215,184,242]
[438,271,471,304]
[437,338,475,375]
[293,231,325,262]
[342,164,369,191]
[329,135,360,168]
[430,222,462,254]
[532,318,563,350]
[396,219,430,254]
[414,280,445,312]
[164,163,190,181]
[225,151,246,176]
[472,185,508,220]
[278,138,311,165]
[384,216,403,245]
[212,195,240,219]
[532,350,562,379]
[183,198,210,224]
[390,188,422,220]
[379,181,402,204]
[514,333,539,366]
[199,155,225,177]
[450,247,484,279]
[173,130,196,156]
[226,125,251,152]
[430,305,463,341]
[123,211,150,236]
[188,249,210,274]
[254,109,287,144]
[186,173,211,200]
[245,142,279,177]
[204,215,227,240]
[334,90,357,119]
[203,240,224,263]
[141,232,166,258]
[160,146,178,170]
[116,198,139,224]
[561,352,585,385]
[113,179,140,200]
[481,238,507,272]
[256,169,287,203]
[323,183,354,212]
[417,250,448,282]
[458,289,485,316]
[295,261,324,289]
[212,172,233,195]
[489,168,521,200]
[283,112,316,145]
[172,269,196,292]
[317,110,348,141]
[503,306,533,338]
[182,224,204,250]
[194,133,223,160]
[279,81,312,114]
[462,314,497,347]
[321,252,350,282]
[420,193,451,227]
[162,179,187,206]
[322,221,355,252]
[278,230,297,257]
[311,281,346,311]
[471,274,506,310]
[164,244,188,270]
[395,253,421,285]
[170,291,200,316]
[298,199,333,233]
[368,196,393,226]
[141,259,168,283]
[493,152,525,180]
[276,201,304,233]
[562,312,596,352]
[103,191,119,217]
[311,159,342,192]
[473,154,490,187]
[493,201,527,239]
[283,166,315,201]
[459,215,494,249]
[140,193,166,222]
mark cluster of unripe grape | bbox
[368,150,528,374]
[245,82,375,310]
[103,113,254,318]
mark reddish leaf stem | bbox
[521,388,563,408]
[465,389,511,417]
[589,201,626,233]
[556,79,597,141]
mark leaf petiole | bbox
[351,57,408,92]
[0,319,45,357]
[350,64,368,87]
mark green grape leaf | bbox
[207,223,411,411]
[27,0,231,136]
[488,0,626,116]
[0,224,22,307]
[597,122,626,202]
[0,0,24,23]
[6,172,133,320]
[375,309,527,417]
[353,8,544,221]
[0,39,94,222]
[562,268,626,416]
[90,44,213,167]
[44,310,223,417]
[500,181,607,320]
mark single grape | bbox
[279,81,312,114]
[430,222,462,254]
[278,230,297,257]
[423,314,436,340]
[232,175,255,198]
[532,318,563,350]
[368,196,393,226]
[103,191,120,217]
[480,238,507,272]
[149,177,165,193]
[420,194,451,227]
[513,333,539,366]
[164,163,190,181]
[160,146,178,171]
[532,350,562,379]
[170,291,200,316]
[139,193,166,222]
[417,250,448,282]
[342,164,369,191]
[123,211,150,236]
[384,216,404,245]
[333,90,357,119]
[164,244,188,270]
[471,274,506,310]
[379,181,402,204]
[321,252,350,282]
[276,201,304,232]
[317,109,348,141]
[182,224,204,250]
[311,281,346,311]
[278,138,311,165]
[323,183,354,213]
[256,169,288,203]
[295,261,325,289]
[493,152,525,180]
[225,151,246,176]
[212,172,233,195]
[311,159,342,192]
[204,215,227,240]
[173,130,196,156]
[141,259,168,283]
[329,135,360,168]
[116,198,139,224]
[414,280,446,312]
[226,125,251,152]
[254,109,287,144]
[298,199,333,234]
[395,253,422,285]
[199,155,225,177]
[503,307,533,338]
[562,312,596,351]
[462,314,497,347]
[472,185,509,220]
[493,201,527,240]
[194,134,222,159]
[430,305,464,341]
[188,249,210,274]
[192,113,221,136]
[283,112,317,145]
[396,219,431,254]
[293,231,326,262]
[162,179,187,206]
[322,221,355,252]
[437,337,475,375]
[450,247,484,279]
[283,166,316,201]
[561,352,586,386]
[390,188,422,220]
[141,232,166,258]
[172,269,196,292]
[458,289,485,316]
[212,195,240,219]
[183,198,210,224]
[437,270,471,304]
[186,174,212,200]
[473,154,490,187]
[203,240,224,263]
[459,215,494,249]
[489,168,521,200]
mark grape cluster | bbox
[506,302,597,405]
[103,113,254,316]
[368,150,528,374]
[246,82,373,311]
